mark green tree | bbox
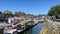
[3,10,13,18]
[48,5,60,18]
[15,11,26,17]
[0,11,2,16]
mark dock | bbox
[0,17,44,34]
[17,19,39,34]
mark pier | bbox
[0,17,44,34]
[17,18,44,34]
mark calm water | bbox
[21,23,43,34]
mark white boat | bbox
[4,29,17,34]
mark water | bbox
[21,23,43,34]
[32,23,43,34]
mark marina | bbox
[0,16,44,34]
[19,23,43,34]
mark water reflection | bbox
[32,23,43,34]
[21,23,43,34]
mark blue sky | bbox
[0,0,60,15]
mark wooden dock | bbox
[16,19,44,34]
[3,18,44,34]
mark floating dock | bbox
[0,18,44,34]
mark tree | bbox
[3,10,13,18]
[15,11,26,17]
[0,11,2,16]
[48,5,60,18]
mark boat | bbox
[4,29,17,34]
